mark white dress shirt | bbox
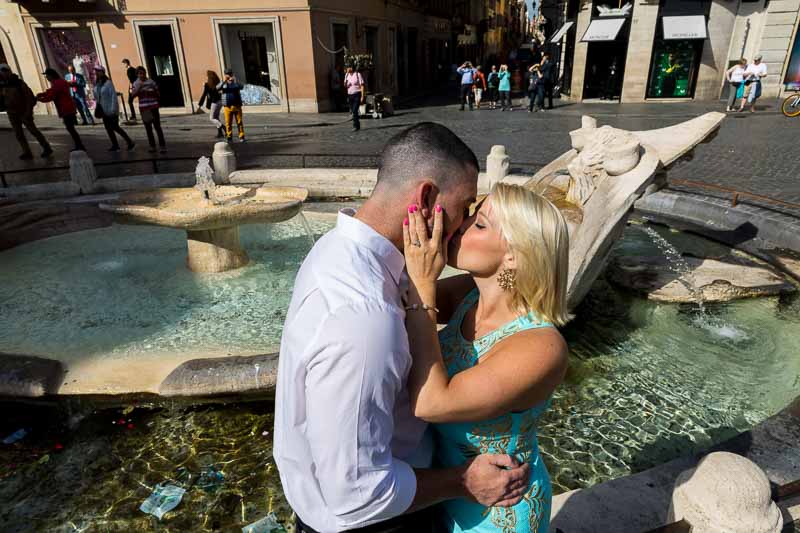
[274,209,430,532]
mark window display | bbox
[647,38,702,98]
[37,28,99,109]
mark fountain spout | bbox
[195,156,217,205]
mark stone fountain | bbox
[521,112,726,309]
[99,157,309,273]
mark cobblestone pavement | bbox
[1,93,798,214]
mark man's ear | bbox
[413,181,438,220]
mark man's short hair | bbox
[376,122,479,192]
[122,59,131,65]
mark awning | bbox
[581,18,626,42]
[662,15,707,40]
[550,22,575,43]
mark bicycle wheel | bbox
[782,93,800,117]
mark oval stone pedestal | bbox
[186,227,249,272]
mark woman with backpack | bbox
[486,65,499,109]
[198,70,224,138]
[92,65,135,152]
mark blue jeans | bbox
[73,95,94,124]
[349,93,361,130]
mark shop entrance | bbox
[36,27,101,110]
[138,25,185,108]
[583,40,627,100]
[219,22,282,105]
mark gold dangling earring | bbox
[497,268,516,291]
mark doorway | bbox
[218,22,283,105]
[583,40,628,100]
[138,25,184,107]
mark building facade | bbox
[0,0,476,115]
[543,0,800,102]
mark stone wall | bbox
[694,0,738,100]
[757,0,800,98]
[620,0,659,102]
[568,0,593,101]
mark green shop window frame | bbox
[646,21,705,98]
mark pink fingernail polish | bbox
[408,205,414,213]
[403,217,409,225]
[435,204,442,213]
[412,205,418,213]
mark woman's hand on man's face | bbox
[403,203,447,290]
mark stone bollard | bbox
[69,150,97,194]
[212,141,237,184]
[669,452,783,533]
[486,145,510,189]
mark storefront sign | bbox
[581,18,626,42]
[662,16,707,40]
[596,2,632,17]
[550,22,574,43]
[783,29,800,89]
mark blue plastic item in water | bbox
[196,465,225,493]
[2,429,27,444]
[139,483,186,520]
[242,513,286,533]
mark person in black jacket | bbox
[198,70,224,138]
[537,52,555,110]
[217,68,245,142]
[122,58,138,121]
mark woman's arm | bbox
[403,208,568,424]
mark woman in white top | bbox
[725,58,747,112]
[739,54,768,113]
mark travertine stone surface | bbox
[669,452,783,533]
[212,141,237,184]
[69,150,97,194]
[186,227,249,273]
[486,145,510,189]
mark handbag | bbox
[94,103,105,119]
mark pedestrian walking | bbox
[122,59,138,121]
[740,54,767,113]
[457,61,477,110]
[344,65,365,131]
[132,66,166,152]
[198,70,224,138]
[487,65,499,109]
[527,64,541,112]
[0,63,52,159]
[474,66,487,109]
[498,64,512,111]
[725,58,747,112]
[92,65,135,152]
[217,68,246,142]
[36,68,86,152]
[65,64,94,126]
[538,52,555,110]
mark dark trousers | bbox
[128,91,136,120]
[8,112,51,155]
[73,95,93,125]
[102,115,133,149]
[142,108,166,148]
[537,82,553,109]
[63,114,85,151]
[459,83,473,109]
[295,508,437,533]
[528,88,537,111]
[349,93,361,130]
[499,90,511,110]
[487,87,498,104]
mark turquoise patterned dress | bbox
[434,288,554,533]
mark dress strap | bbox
[474,311,553,358]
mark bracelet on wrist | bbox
[405,303,439,313]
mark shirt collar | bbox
[336,208,405,285]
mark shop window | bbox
[647,38,703,98]
[36,27,100,109]
[219,23,282,105]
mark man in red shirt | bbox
[36,68,86,152]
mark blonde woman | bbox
[403,183,570,532]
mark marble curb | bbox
[635,190,800,280]
[0,353,65,398]
[550,396,800,532]
[158,353,279,398]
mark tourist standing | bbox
[36,68,86,152]
[0,64,52,159]
[538,52,555,110]
[217,68,245,142]
[740,54,767,113]
[487,65,499,109]
[725,58,747,112]
[498,64,512,111]
[344,65,365,131]
[122,59,138,121]
[65,64,94,126]
[132,66,166,152]
[527,64,541,112]
[92,65,135,152]
[457,61,477,110]
[474,66,487,109]
[199,70,224,138]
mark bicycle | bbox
[781,90,800,117]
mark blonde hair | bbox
[491,182,571,326]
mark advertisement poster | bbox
[784,31,800,90]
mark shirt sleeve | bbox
[304,302,416,529]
